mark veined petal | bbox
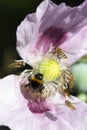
[59,26,87,64]
[17,0,87,65]
[0,75,29,129]
[0,75,87,130]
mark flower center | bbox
[39,58,61,81]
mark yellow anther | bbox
[39,58,61,81]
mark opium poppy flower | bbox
[0,0,87,130]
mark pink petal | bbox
[17,0,87,65]
[0,75,87,130]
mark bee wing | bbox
[14,59,25,62]
[8,60,26,68]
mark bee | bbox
[28,73,44,93]
[65,100,76,110]
[52,47,67,60]
[9,60,26,68]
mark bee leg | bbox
[65,100,76,110]
[38,86,45,93]
[63,88,70,97]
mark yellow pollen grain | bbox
[39,58,61,81]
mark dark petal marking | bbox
[28,101,50,113]
[36,26,67,53]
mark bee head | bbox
[35,73,43,80]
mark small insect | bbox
[65,100,76,110]
[52,47,67,59]
[9,60,26,68]
[28,73,44,93]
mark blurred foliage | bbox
[76,55,87,63]
[71,56,87,102]
[71,63,87,92]
[77,93,87,102]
